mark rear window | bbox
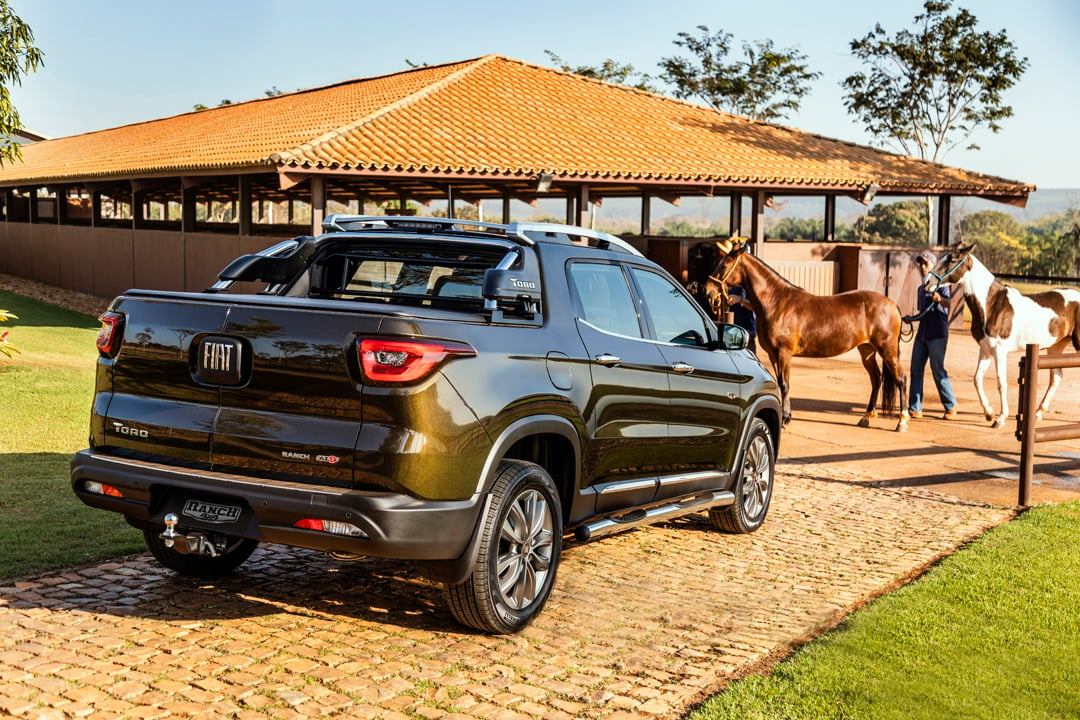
[310,245,504,308]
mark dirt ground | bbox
[776,330,1080,507]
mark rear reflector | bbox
[84,481,124,498]
[293,518,368,538]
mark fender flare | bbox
[416,413,582,586]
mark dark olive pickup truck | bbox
[72,215,781,633]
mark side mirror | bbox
[718,323,748,351]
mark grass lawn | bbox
[688,501,1080,720]
[0,289,142,578]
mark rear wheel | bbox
[710,418,774,534]
[143,529,258,579]
[446,460,562,633]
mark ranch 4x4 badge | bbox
[181,498,242,524]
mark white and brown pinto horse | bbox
[711,243,908,431]
[925,243,1080,428]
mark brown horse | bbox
[710,243,909,431]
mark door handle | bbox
[594,354,621,366]
[671,361,694,374]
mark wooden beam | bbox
[310,175,326,233]
[824,195,836,242]
[729,193,743,236]
[578,185,590,228]
[936,195,951,247]
[750,190,766,254]
[239,175,252,235]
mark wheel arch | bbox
[415,414,580,586]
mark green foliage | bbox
[843,0,1028,162]
[656,218,730,238]
[0,290,143,578]
[658,25,820,121]
[0,0,44,166]
[690,502,1080,720]
[955,210,1024,273]
[1019,210,1080,277]
[768,217,825,241]
[544,50,655,91]
[853,200,928,245]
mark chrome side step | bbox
[574,490,735,542]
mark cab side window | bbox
[630,267,710,346]
[568,262,643,338]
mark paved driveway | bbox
[2,332,1076,719]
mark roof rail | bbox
[321,214,642,256]
[508,222,644,257]
[321,214,531,242]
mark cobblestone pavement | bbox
[0,275,1056,719]
[1,466,1011,720]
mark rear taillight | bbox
[96,312,125,358]
[357,338,475,384]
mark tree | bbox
[658,26,820,121]
[853,200,928,245]
[842,1,1028,242]
[954,210,1024,272]
[0,1,44,166]
[543,51,654,92]
[1020,210,1080,277]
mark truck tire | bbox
[446,460,562,633]
[143,529,258,579]
[710,418,774,534]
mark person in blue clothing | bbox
[908,250,958,420]
[726,285,757,353]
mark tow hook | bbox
[161,513,221,557]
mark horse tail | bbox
[880,335,902,416]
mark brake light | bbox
[96,312,125,358]
[358,338,475,384]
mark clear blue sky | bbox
[10,0,1080,189]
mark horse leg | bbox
[857,343,881,428]
[1036,341,1070,419]
[881,345,909,433]
[770,349,792,426]
[991,349,1010,429]
[973,347,995,422]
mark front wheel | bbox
[446,460,562,634]
[710,418,775,534]
[143,529,258,579]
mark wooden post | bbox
[238,175,252,236]
[1017,344,1039,506]
[310,175,326,232]
[936,195,951,247]
[824,195,836,242]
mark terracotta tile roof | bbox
[0,55,1032,199]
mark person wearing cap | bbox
[726,285,757,353]
[908,250,958,420]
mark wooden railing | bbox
[1016,344,1080,505]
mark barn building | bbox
[0,55,1032,305]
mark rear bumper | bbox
[70,449,484,561]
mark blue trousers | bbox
[908,336,957,413]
